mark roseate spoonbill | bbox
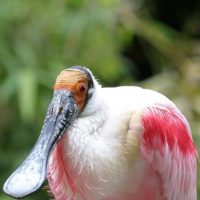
[3,66,197,200]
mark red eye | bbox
[78,83,87,93]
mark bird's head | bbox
[54,66,95,112]
[3,66,98,198]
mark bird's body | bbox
[47,86,197,200]
[3,67,197,200]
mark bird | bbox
[3,66,197,200]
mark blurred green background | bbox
[0,0,200,199]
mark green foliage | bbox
[0,0,199,199]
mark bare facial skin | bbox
[54,69,89,111]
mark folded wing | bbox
[140,105,197,200]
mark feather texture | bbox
[141,105,197,200]
[47,85,197,200]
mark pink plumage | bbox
[48,139,77,200]
[141,106,197,200]
[3,67,197,200]
[47,105,197,200]
[45,68,197,200]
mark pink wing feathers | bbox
[140,105,197,200]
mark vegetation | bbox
[0,0,199,199]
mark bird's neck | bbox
[61,102,129,199]
[66,102,108,154]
